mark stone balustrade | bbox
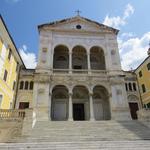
[53,69,107,74]
[0,109,26,119]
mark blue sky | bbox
[0,0,150,70]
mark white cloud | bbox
[103,3,134,29]
[119,32,150,70]
[19,45,37,69]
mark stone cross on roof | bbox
[75,10,81,16]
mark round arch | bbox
[90,46,106,70]
[92,85,111,120]
[53,45,69,69]
[72,85,90,120]
[51,85,69,121]
[72,45,88,70]
[128,94,139,120]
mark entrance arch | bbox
[72,85,89,120]
[51,85,69,121]
[93,85,111,120]
[128,95,139,120]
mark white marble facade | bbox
[33,16,131,121]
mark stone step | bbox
[1,141,150,150]
[9,120,150,143]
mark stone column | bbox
[89,93,95,121]
[49,92,52,121]
[51,52,54,73]
[87,52,91,74]
[68,92,73,121]
[69,52,72,74]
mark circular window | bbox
[76,25,82,29]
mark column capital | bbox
[89,92,93,96]
[69,92,73,96]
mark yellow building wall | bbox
[136,58,150,105]
[0,39,18,109]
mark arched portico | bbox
[51,85,69,121]
[53,45,69,69]
[90,46,106,70]
[72,46,88,70]
[93,85,111,120]
[72,85,90,120]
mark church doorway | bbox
[51,85,69,121]
[72,85,90,120]
[73,103,85,121]
[129,102,139,120]
[128,95,139,120]
[93,85,111,120]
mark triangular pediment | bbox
[38,16,119,35]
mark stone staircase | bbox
[1,120,150,149]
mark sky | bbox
[0,0,150,70]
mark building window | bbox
[0,95,3,108]
[147,103,150,108]
[129,83,132,91]
[19,102,29,109]
[25,81,29,90]
[13,81,16,90]
[29,81,34,90]
[16,62,19,72]
[3,70,8,82]
[147,63,150,70]
[19,81,24,89]
[76,25,82,29]
[139,71,142,77]
[125,83,128,91]
[8,48,12,60]
[133,83,137,91]
[141,84,146,93]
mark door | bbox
[129,102,139,120]
[19,102,29,109]
[53,102,67,121]
[94,102,103,120]
[73,103,85,121]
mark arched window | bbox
[25,81,29,90]
[133,83,137,91]
[19,81,24,90]
[53,45,69,69]
[129,83,132,91]
[125,83,128,91]
[147,63,150,70]
[29,81,34,90]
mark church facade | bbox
[0,15,140,122]
[28,15,137,121]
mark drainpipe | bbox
[13,65,21,109]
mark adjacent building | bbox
[135,49,150,109]
[0,15,25,109]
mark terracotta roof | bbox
[38,16,119,35]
